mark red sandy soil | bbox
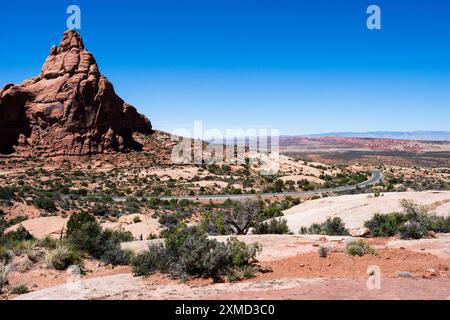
[256,249,450,281]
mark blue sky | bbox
[0,0,449,135]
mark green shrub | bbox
[5,215,28,227]
[146,234,158,240]
[399,221,427,239]
[260,206,283,219]
[0,187,14,200]
[37,236,58,249]
[223,200,263,235]
[0,246,11,264]
[131,225,261,281]
[103,228,135,243]
[226,237,261,267]
[199,212,231,235]
[66,212,97,237]
[131,243,170,276]
[0,264,9,288]
[299,217,349,236]
[364,212,406,237]
[133,216,142,223]
[363,200,450,239]
[428,216,450,233]
[66,213,132,265]
[11,284,29,295]
[242,265,256,279]
[253,218,291,234]
[2,225,34,243]
[34,197,57,212]
[99,243,132,266]
[318,246,328,258]
[67,221,102,253]
[44,245,79,270]
[92,204,109,216]
[10,240,37,258]
[0,210,5,235]
[346,240,375,256]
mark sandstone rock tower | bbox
[0,30,153,156]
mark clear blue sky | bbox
[0,0,449,135]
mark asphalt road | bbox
[113,170,382,203]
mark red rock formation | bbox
[0,30,153,156]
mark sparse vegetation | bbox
[318,246,328,258]
[363,200,450,239]
[346,240,375,256]
[253,218,291,234]
[222,200,262,235]
[11,284,29,295]
[131,223,261,281]
[299,217,349,236]
[44,244,80,270]
[66,212,133,265]
[0,264,9,288]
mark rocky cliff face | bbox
[0,30,153,156]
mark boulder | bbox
[349,227,370,237]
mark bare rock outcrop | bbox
[0,30,153,156]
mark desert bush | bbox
[363,200,449,239]
[223,200,263,235]
[11,284,29,295]
[0,246,11,264]
[99,243,133,266]
[130,242,170,276]
[0,264,9,288]
[299,217,349,236]
[0,187,14,201]
[364,212,406,237]
[66,212,96,237]
[92,204,110,216]
[44,245,79,270]
[399,221,428,239]
[5,215,27,228]
[158,214,180,228]
[66,213,132,265]
[260,206,283,220]
[428,216,450,233]
[103,228,135,243]
[253,218,291,234]
[318,246,328,258]
[199,212,231,235]
[131,224,261,281]
[34,197,57,212]
[67,220,102,253]
[346,240,375,256]
[0,210,5,235]
[10,241,39,264]
[2,225,34,243]
[226,237,261,267]
[37,236,58,249]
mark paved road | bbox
[113,170,382,203]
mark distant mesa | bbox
[0,30,153,157]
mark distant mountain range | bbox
[305,131,450,141]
